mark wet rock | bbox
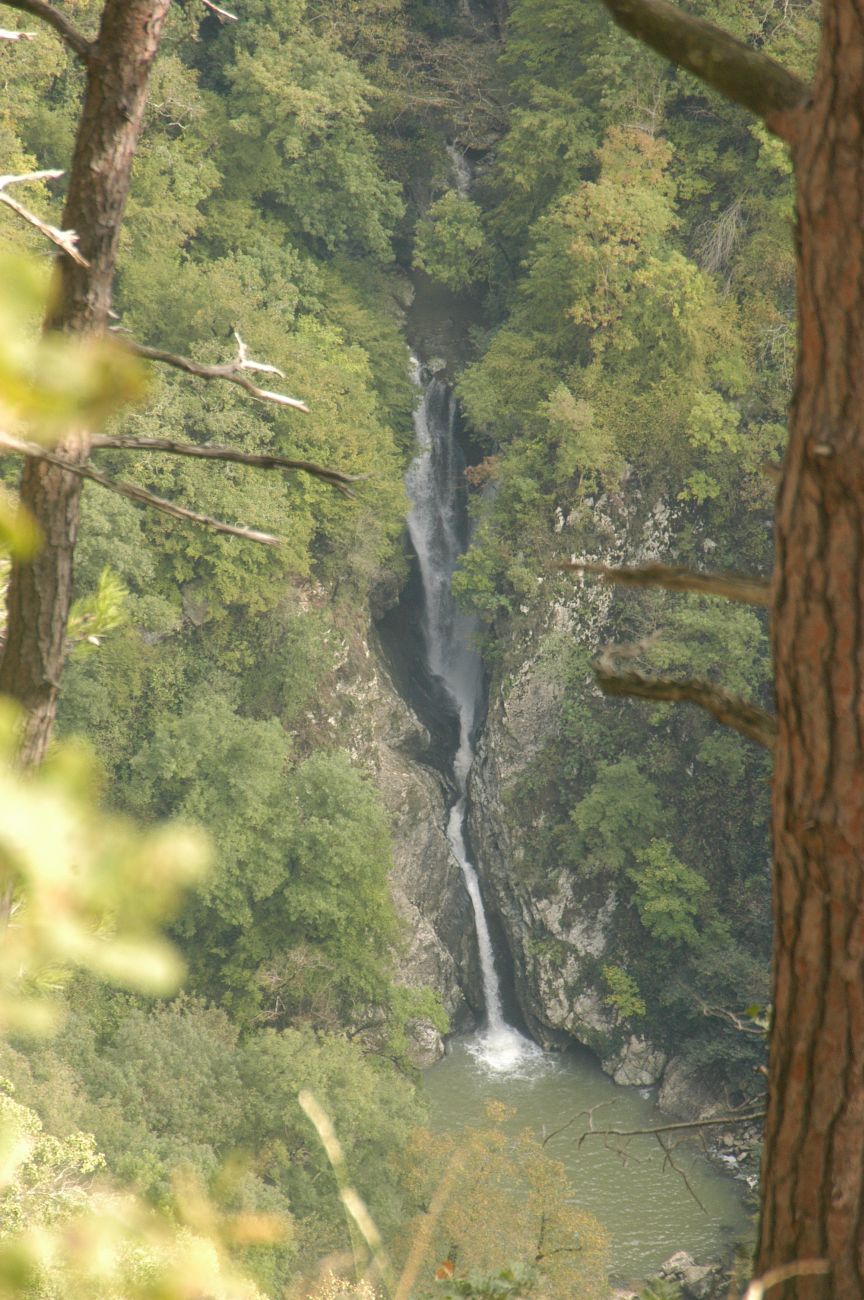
[660,1251,697,1278]
[603,1035,668,1087]
[466,490,686,1061]
[301,606,482,1057]
[658,1252,725,1300]
[657,1057,727,1121]
[404,1017,445,1068]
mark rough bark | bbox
[759,2,864,1294]
[592,0,864,1290]
[0,0,171,765]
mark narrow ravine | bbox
[406,362,538,1072]
[403,360,751,1283]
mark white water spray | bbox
[406,362,540,1073]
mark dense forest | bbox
[0,0,822,1295]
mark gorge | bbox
[0,0,798,1292]
[395,357,751,1281]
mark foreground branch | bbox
[0,171,88,266]
[0,433,280,546]
[117,335,310,412]
[565,560,770,606]
[743,1261,830,1300]
[599,0,808,135]
[90,434,362,496]
[595,642,777,749]
[578,1111,766,1141]
[0,0,90,57]
[201,0,238,18]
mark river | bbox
[423,1039,750,1285]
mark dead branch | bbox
[0,0,91,57]
[599,0,808,138]
[0,26,34,39]
[114,334,310,412]
[0,432,280,546]
[578,1111,766,1141]
[657,1133,707,1214]
[565,560,770,607]
[742,1259,830,1300]
[542,1099,618,1148]
[595,641,777,749]
[563,1099,738,1214]
[702,1003,769,1036]
[89,434,362,497]
[201,0,238,18]
[0,170,88,266]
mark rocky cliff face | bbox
[467,603,627,1060]
[467,490,677,1082]
[316,602,481,1064]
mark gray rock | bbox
[657,1057,727,1121]
[464,492,688,1057]
[292,597,482,1054]
[404,1017,445,1068]
[603,1034,668,1087]
[658,1249,727,1300]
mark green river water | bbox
[423,1036,751,1288]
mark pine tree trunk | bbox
[0,0,171,766]
[760,2,864,1294]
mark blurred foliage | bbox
[0,255,145,439]
[400,1102,609,1297]
[0,702,207,1033]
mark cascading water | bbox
[406,365,749,1281]
[406,361,540,1073]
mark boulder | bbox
[657,1056,727,1121]
[603,1034,667,1087]
[659,1250,725,1300]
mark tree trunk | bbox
[760,2,864,1294]
[0,0,171,766]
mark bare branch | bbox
[0,26,34,39]
[743,1260,830,1300]
[595,641,777,749]
[0,433,280,546]
[0,0,91,57]
[657,1133,707,1215]
[232,331,282,375]
[0,170,88,266]
[702,1003,768,1037]
[578,1111,766,1141]
[201,0,238,19]
[543,1100,618,1148]
[565,560,770,607]
[599,0,808,137]
[89,434,362,497]
[114,336,310,412]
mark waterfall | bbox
[406,361,539,1073]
